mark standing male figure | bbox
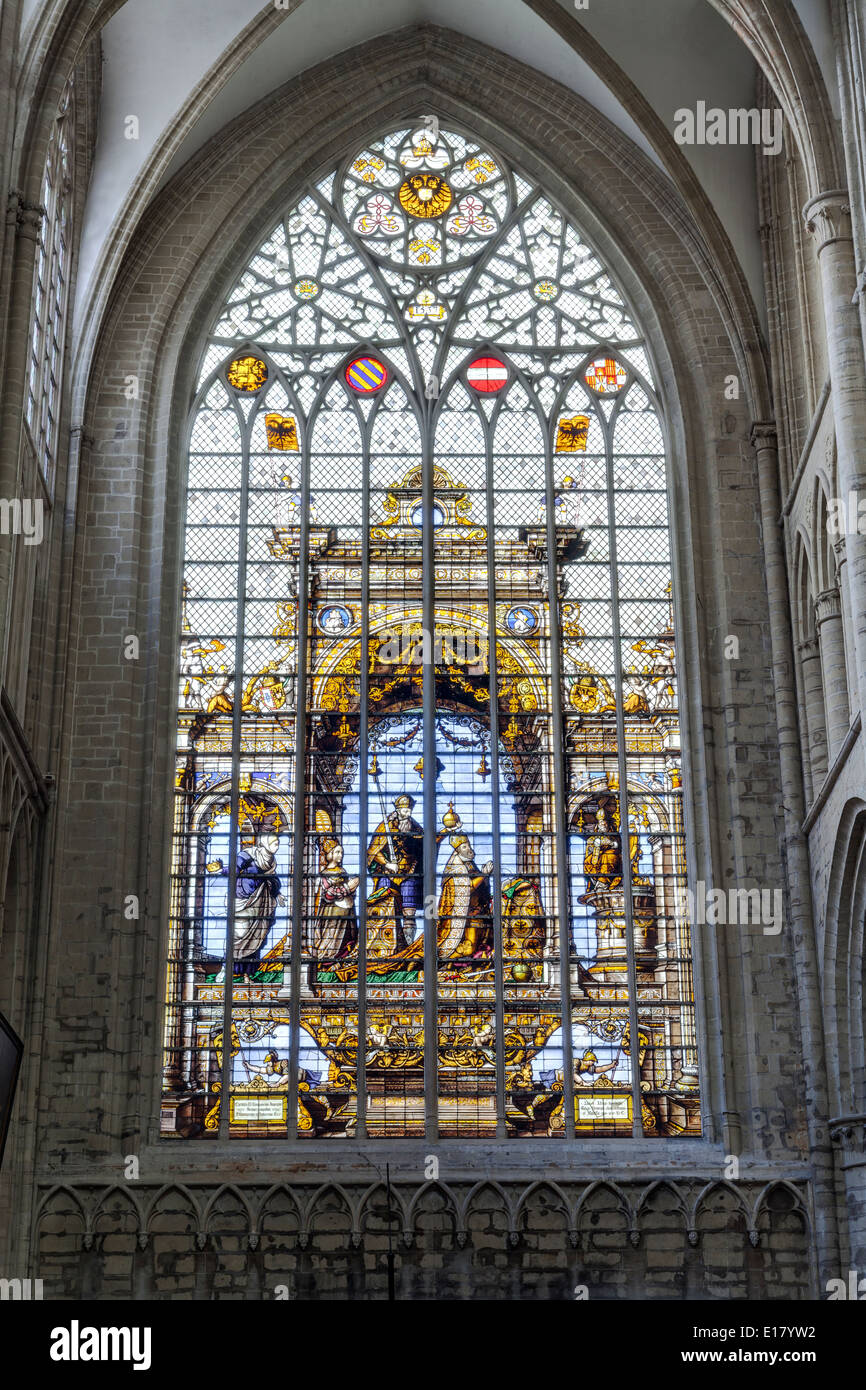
[367,794,425,947]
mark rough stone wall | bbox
[33,1179,813,1300]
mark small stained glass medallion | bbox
[410,502,446,528]
[398,174,453,218]
[354,194,402,237]
[346,356,388,393]
[226,355,268,392]
[293,278,319,300]
[317,605,354,635]
[352,152,386,182]
[467,356,508,393]
[505,605,539,635]
[265,413,299,451]
[463,154,498,184]
[534,280,559,301]
[448,196,496,237]
[555,415,590,452]
[584,357,627,394]
[400,129,450,170]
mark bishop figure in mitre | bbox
[437,833,495,960]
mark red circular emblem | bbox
[466,356,509,393]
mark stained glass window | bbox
[25,80,74,479]
[161,124,701,1141]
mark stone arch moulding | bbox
[823,801,866,1117]
[62,31,794,1167]
[13,4,837,402]
[68,23,775,420]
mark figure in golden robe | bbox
[501,876,545,958]
[371,829,494,966]
[583,808,623,888]
[312,840,359,965]
[583,806,641,889]
[436,833,495,959]
[359,828,494,974]
[326,820,494,979]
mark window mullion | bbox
[217,412,252,1139]
[285,413,314,1140]
[484,420,508,1138]
[543,412,576,1142]
[602,402,645,1140]
[422,402,438,1142]
[356,419,372,1139]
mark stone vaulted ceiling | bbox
[16,0,838,342]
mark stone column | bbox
[831,0,866,367]
[832,535,861,716]
[829,1116,866,1275]
[803,191,866,730]
[0,193,44,673]
[750,422,840,1285]
[814,587,850,759]
[797,635,828,786]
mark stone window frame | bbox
[24,77,76,487]
[160,119,703,1146]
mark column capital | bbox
[829,1114,866,1164]
[5,189,44,242]
[814,587,842,626]
[796,635,820,659]
[749,421,778,449]
[802,189,852,252]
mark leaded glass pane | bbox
[161,123,701,1142]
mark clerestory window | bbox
[25,79,75,481]
[161,122,701,1142]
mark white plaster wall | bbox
[156,0,663,187]
[75,0,260,311]
[559,0,765,328]
[793,0,840,119]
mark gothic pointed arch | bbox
[160,118,702,1144]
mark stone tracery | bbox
[161,123,700,1145]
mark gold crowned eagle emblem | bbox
[398,173,453,218]
[265,413,299,451]
[555,414,590,453]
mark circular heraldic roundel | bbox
[466,356,508,393]
[345,356,388,393]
